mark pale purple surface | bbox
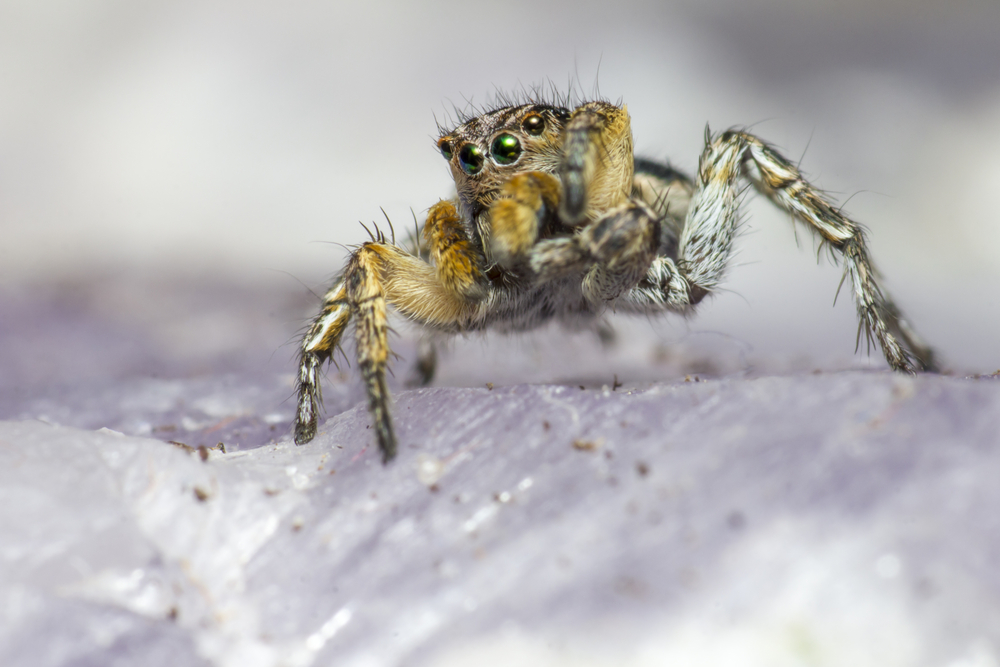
[2,278,1000,666]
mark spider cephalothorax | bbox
[293,95,937,462]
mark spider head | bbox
[437,104,570,215]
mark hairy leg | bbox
[529,201,661,303]
[295,278,350,446]
[425,199,488,301]
[489,172,562,269]
[618,131,936,372]
[295,207,488,459]
[559,101,635,225]
[739,131,936,371]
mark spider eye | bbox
[439,139,453,160]
[490,133,522,165]
[458,143,484,175]
[522,114,545,135]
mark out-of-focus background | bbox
[2,0,999,391]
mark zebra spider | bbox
[294,95,937,462]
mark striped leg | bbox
[740,132,936,372]
[294,206,487,460]
[295,279,349,446]
[528,201,661,303]
[619,129,936,372]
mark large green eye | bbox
[458,143,483,175]
[490,133,521,165]
[438,139,453,160]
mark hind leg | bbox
[616,130,936,372]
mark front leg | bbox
[294,245,398,458]
[425,199,488,301]
[490,171,660,303]
[529,201,661,303]
[559,101,635,225]
[295,212,488,460]
[489,172,562,269]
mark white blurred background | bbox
[2,0,999,375]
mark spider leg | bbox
[559,101,634,225]
[528,201,661,303]
[489,172,562,268]
[295,278,350,446]
[346,245,395,460]
[295,206,487,460]
[424,199,488,301]
[740,132,936,371]
[489,171,660,303]
[618,130,936,372]
[540,101,662,302]
[405,335,438,388]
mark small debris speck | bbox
[573,438,604,452]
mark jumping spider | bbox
[294,96,937,462]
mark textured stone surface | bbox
[3,369,999,667]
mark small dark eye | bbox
[522,114,545,135]
[490,133,521,165]
[458,143,484,175]
[439,139,453,160]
